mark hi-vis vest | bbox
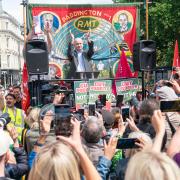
[3,106,24,142]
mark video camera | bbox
[0,113,11,130]
[41,82,74,106]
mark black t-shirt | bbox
[14,101,22,109]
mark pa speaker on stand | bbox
[25,39,49,107]
[133,40,156,100]
[25,40,49,75]
[133,40,156,71]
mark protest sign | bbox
[116,78,140,102]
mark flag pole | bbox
[22,0,27,45]
[143,0,149,99]
[146,0,149,40]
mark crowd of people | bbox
[0,68,179,180]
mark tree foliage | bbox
[148,0,180,66]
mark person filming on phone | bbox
[67,31,94,79]
[26,16,53,53]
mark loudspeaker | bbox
[25,40,49,75]
[133,40,156,71]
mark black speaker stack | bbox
[133,40,156,71]
[25,40,49,75]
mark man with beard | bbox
[0,93,25,142]
[13,86,22,109]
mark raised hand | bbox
[85,31,91,42]
[70,30,75,44]
[104,137,118,160]
[151,110,165,135]
[7,126,19,147]
[117,117,128,137]
[135,137,152,151]
[170,79,180,94]
[151,110,165,152]
[40,110,53,135]
[126,116,139,132]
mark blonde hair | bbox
[25,108,41,129]
[111,108,121,128]
[28,141,81,180]
[125,151,180,180]
[125,131,152,158]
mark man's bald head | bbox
[82,116,103,143]
[74,38,83,52]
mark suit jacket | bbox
[67,41,94,79]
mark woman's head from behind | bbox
[125,151,180,180]
[28,141,81,180]
[25,107,41,129]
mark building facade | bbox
[0,0,24,87]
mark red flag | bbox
[172,40,180,68]
[116,50,133,78]
[21,63,30,112]
[133,71,138,77]
[112,50,133,95]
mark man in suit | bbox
[67,32,94,79]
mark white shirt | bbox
[97,62,105,71]
[77,52,85,72]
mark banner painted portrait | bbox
[28,4,140,78]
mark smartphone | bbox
[33,16,41,34]
[54,104,72,136]
[160,100,180,112]
[89,104,96,116]
[121,106,130,121]
[116,138,139,149]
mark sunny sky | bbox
[2,0,113,24]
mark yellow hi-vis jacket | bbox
[3,106,25,142]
